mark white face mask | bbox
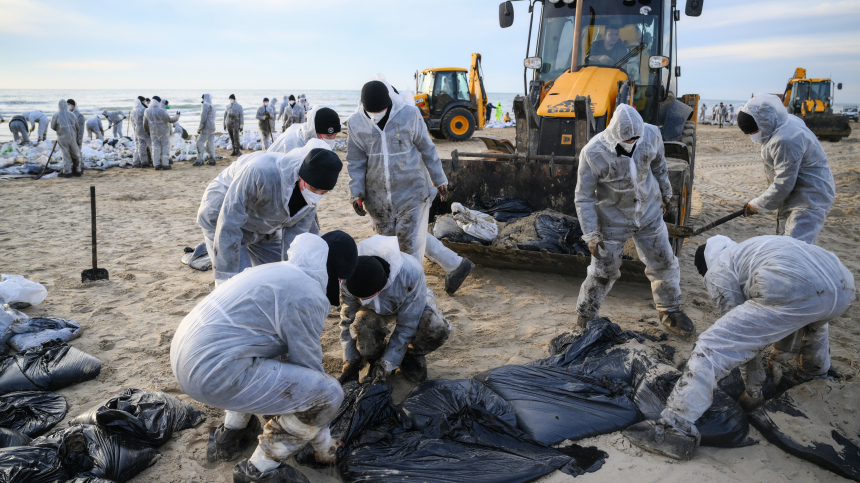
[290,101,295,106]
[323,138,337,148]
[619,141,636,154]
[367,109,387,124]
[264,103,269,107]
[750,131,763,144]
[67,105,74,111]
[230,99,235,104]
[359,294,379,306]
[301,185,324,207]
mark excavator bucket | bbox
[802,113,852,142]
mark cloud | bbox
[680,34,860,60]
[701,0,860,28]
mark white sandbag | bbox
[451,202,498,242]
[0,275,47,307]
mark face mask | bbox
[230,99,235,104]
[289,101,295,106]
[359,294,380,308]
[264,103,268,107]
[323,138,337,148]
[367,109,387,124]
[301,185,324,207]
[750,131,763,144]
[618,141,636,154]
[67,105,74,111]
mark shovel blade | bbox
[81,268,109,283]
[666,223,695,239]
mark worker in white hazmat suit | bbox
[283,95,304,131]
[224,94,244,157]
[23,110,49,142]
[338,235,453,385]
[102,109,126,139]
[197,140,342,286]
[143,95,180,170]
[195,93,217,166]
[269,107,340,154]
[574,103,694,335]
[86,115,104,141]
[269,96,278,132]
[130,99,151,168]
[277,95,289,123]
[624,235,855,461]
[50,99,82,178]
[698,103,706,122]
[347,78,475,295]
[171,232,358,482]
[736,94,835,244]
[256,98,276,150]
[67,99,86,148]
[8,115,29,144]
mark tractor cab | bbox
[416,68,471,117]
[413,54,488,141]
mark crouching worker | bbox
[338,235,453,385]
[625,235,855,461]
[171,232,358,483]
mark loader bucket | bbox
[802,114,852,141]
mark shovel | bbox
[666,208,745,239]
[81,186,110,282]
[34,140,58,180]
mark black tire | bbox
[668,165,692,255]
[429,129,445,140]
[441,108,476,141]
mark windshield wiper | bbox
[613,43,646,69]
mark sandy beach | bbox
[0,123,857,482]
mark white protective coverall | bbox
[269,96,278,132]
[288,101,306,127]
[339,235,452,372]
[170,233,343,468]
[346,77,463,274]
[196,139,328,286]
[143,101,179,168]
[256,103,276,150]
[70,105,86,147]
[197,93,216,163]
[130,99,150,167]
[741,94,835,244]
[49,99,82,174]
[86,116,104,141]
[23,110,49,141]
[268,106,322,154]
[277,95,289,121]
[102,109,126,139]
[223,99,244,154]
[574,103,680,320]
[8,116,29,144]
[662,235,854,429]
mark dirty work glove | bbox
[197,128,203,135]
[743,202,758,217]
[663,196,672,216]
[587,239,606,260]
[438,184,449,201]
[369,362,394,385]
[352,198,366,217]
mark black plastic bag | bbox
[0,343,101,395]
[180,243,212,272]
[0,391,67,437]
[400,379,517,430]
[71,388,205,447]
[341,406,573,483]
[0,429,29,449]
[472,195,534,222]
[475,364,641,445]
[67,478,116,483]
[535,318,643,370]
[517,213,589,255]
[0,445,69,483]
[31,424,159,483]
[5,317,81,352]
[632,368,749,448]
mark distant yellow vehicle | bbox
[414,53,488,141]
[781,67,850,142]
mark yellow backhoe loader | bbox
[414,53,488,141]
[437,0,704,282]
[780,67,850,142]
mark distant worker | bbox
[223,94,244,157]
[727,104,735,123]
[269,107,341,154]
[269,96,279,132]
[625,235,855,461]
[67,99,86,148]
[586,25,628,66]
[163,100,171,109]
[485,101,494,124]
[277,95,289,123]
[51,99,82,178]
[504,112,512,123]
[171,232,357,480]
[195,93,216,166]
[574,104,693,335]
[102,109,126,139]
[339,235,453,385]
[736,94,835,244]
[197,141,342,286]
[711,104,718,122]
[143,95,181,171]
[300,94,310,112]
[718,102,727,128]
[347,79,475,295]
[86,115,104,141]
[8,115,29,144]
[256,97,275,150]
[283,95,302,131]
[699,103,707,122]
[130,98,151,168]
[22,110,49,142]
[495,102,503,122]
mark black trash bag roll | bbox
[516,212,589,255]
[433,215,486,245]
[0,343,101,395]
[472,195,534,222]
[180,242,212,272]
[0,428,30,449]
[31,424,159,483]
[341,406,573,483]
[400,379,517,430]
[534,318,643,370]
[71,388,205,447]
[0,391,67,437]
[475,364,641,445]
[633,368,749,448]
[67,478,115,483]
[0,445,70,483]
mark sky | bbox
[1,0,859,103]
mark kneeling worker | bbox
[338,235,453,385]
[574,103,693,335]
[625,235,855,460]
[269,107,341,154]
[171,232,358,482]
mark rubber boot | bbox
[207,416,262,463]
[233,460,309,483]
[445,258,475,295]
[399,353,428,384]
[193,159,204,166]
[208,159,217,166]
[623,420,698,461]
[659,310,695,336]
[576,314,591,329]
[338,361,362,385]
[163,165,172,170]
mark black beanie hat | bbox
[229,94,236,100]
[361,81,392,113]
[314,108,341,135]
[347,256,391,298]
[152,96,162,103]
[737,111,758,134]
[67,99,76,106]
[263,97,269,102]
[289,95,296,101]
[163,99,169,105]
[321,230,358,306]
[298,148,342,191]
[137,96,145,103]
[694,244,708,277]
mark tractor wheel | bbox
[429,129,445,140]
[441,108,476,141]
[665,159,692,255]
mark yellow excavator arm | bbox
[469,53,487,130]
